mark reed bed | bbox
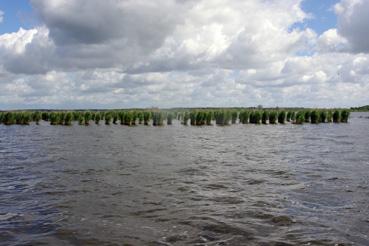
[0,109,352,127]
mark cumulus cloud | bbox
[335,0,369,53]
[0,10,3,23]
[0,0,368,109]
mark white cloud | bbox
[0,0,368,109]
[335,0,369,53]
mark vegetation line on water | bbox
[0,108,351,126]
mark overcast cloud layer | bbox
[0,0,368,109]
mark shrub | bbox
[183,112,189,125]
[231,112,238,124]
[327,111,333,123]
[333,110,340,123]
[167,113,173,125]
[206,111,213,125]
[278,111,286,124]
[105,112,112,125]
[269,111,277,124]
[304,111,311,123]
[41,112,49,121]
[84,112,91,125]
[143,112,151,125]
[310,111,320,124]
[112,112,118,125]
[250,111,261,124]
[295,111,305,124]
[138,112,144,124]
[239,111,249,124]
[78,114,84,125]
[50,112,59,125]
[95,113,101,124]
[262,111,269,124]
[64,112,73,126]
[3,112,15,125]
[341,110,350,123]
[319,111,327,123]
[32,112,42,125]
[152,112,164,126]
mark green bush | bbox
[32,112,42,125]
[341,110,350,123]
[333,110,340,123]
[278,111,286,124]
[84,112,91,125]
[310,111,319,124]
[167,113,173,125]
[304,111,311,123]
[64,112,73,126]
[95,113,101,124]
[319,111,327,123]
[269,111,277,124]
[295,111,305,124]
[105,112,112,125]
[50,112,59,125]
[262,111,269,124]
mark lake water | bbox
[1,112,368,245]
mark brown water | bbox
[1,112,369,246]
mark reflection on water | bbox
[1,112,369,245]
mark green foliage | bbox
[333,110,340,123]
[167,113,173,125]
[84,112,91,125]
[214,110,231,126]
[231,111,238,124]
[304,111,311,123]
[295,111,305,124]
[278,111,286,124]
[105,112,112,125]
[327,111,333,123]
[32,112,42,125]
[269,111,277,124]
[239,111,249,124]
[64,112,73,126]
[143,112,151,125]
[341,110,350,123]
[206,111,213,125]
[310,111,320,124]
[41,112,49,121]
[152,112,164,126]
[249,111,261,124]
[183,112,189,125]
[49,112,59,125]
[319,111,327,123]
[262,111,269,124]
[3,112,15,125]
[112,112,118,125]
[95,113,101,124]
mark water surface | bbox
[1,112,369,245]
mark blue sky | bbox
[0,0,35,34]
[1,0,339,35]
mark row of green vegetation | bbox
[351,105,369,111]
[0,109,350,126]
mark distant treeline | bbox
[0,109,350,126]
[351,105,369,111]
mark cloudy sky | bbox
[0,0,368,109]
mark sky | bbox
[0,0,368,109]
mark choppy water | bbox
[1,112,369,246]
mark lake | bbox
[1,112,368,245]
